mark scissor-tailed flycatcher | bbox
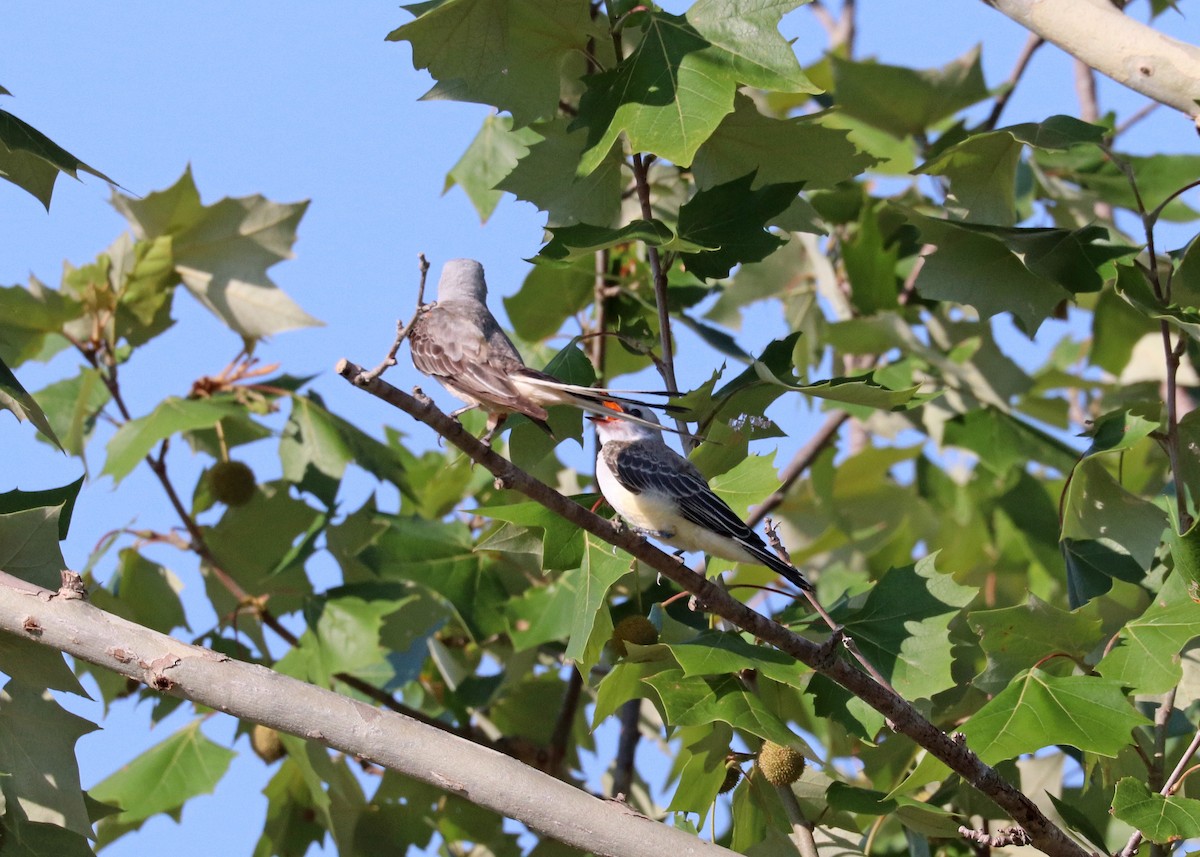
[410,258,673,443]
[591,402,813,591]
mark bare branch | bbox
[984,0,1200,119]
[981,33,1045,130]
[361,253,431,382]
[0,570,728,857]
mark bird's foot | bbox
[633,527,675,541]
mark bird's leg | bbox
[632,526,675,541]
[479,413,507,447]
[449,403,479,419]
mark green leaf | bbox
[668,630,808,689]
[0,681,97,837]
[943,408,1080,475]
[0,635,87,697]
[831,47,988,139]
[280,594,399,689]
[643,669,810,752]
[833,555,976,699]
[1061,537,1145,607]
[1112,777,1200,845]
[445,114,539,222]
[1091,284,1160,375]
[902,670,1149,793]
[572,10,736,175]
[677,172,801,280]
[1080,402,1161,457]
[842,202,899,314]
[387,0,601,127]
[0,476,83,540]
[92,721,235,845]
[0,505,68,589]
[539,219,677,263]
[968,594,1102,694]
[111,168,318,344]
[686,0,817,93]
[0,108,116,209]
[915,116,1105,226]
[1047,152,1200,222]
[0,357,62,450]
[91,549,189,635]
[0,281,79,367]
[32,368,111,457]
[564,533,630,673]
[691,95,873,191]
[103,396,245,484]
[475,499,584,571]
[1096,572,1200,694]
[497,119,625,228]
[504,260,595,341]
[1061,457,1167,570]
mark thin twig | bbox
[1114,102,1160,138]
[981,34,1045,131]
[361,253,432,382]
[337,357,1091,857]
[548,666,585,776]
[776,782,820,857]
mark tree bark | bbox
[0,571,733,857]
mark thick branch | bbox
[0,571,729,857]
[984,0,1200,118]
[335,358,1090,857]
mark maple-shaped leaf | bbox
[1096,572,1200,695]
[111,168,319,345]
[832,555,976,700]
[831,47,989,139]
[498,118,626,227]
[388,0,601,127]
[692,95,875,191]
[677,172,802,280]
[687,0,817,93]
[969,594,1103,693]
[0,106,117,210]
[444,114,539,223]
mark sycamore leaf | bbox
[1061,457,1167,571]
[387,0,601,127]
[92,721,235,845]
[572,9,737,175]
[504,261,595,340]
[968,594,1103,693]
[686,0,817,93]
[444,114,539,223]
[539,219,678,263]
[498,118,625,228]
[112,168,318,344]
[833,555,976,700]
[643,669,814,752]
[901,670,1149,793]
[33,368,111,458]
[668,630,808,689]
[0,281,80,366]
[103,396,247,484]
[831,47,988,139]
[676,172,802,280]
[474,498,584,571]
[0,681,97,837]
[1081,402,1161,457]
[0,505,69,589]
[1112,778,1200,844]
[0,108,117,209]
[915,116,1105,226]
[0,356,62,450]
[564,533,630,674]
[691,96,873,191]
[1096,572,1200,695]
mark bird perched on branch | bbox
[590,401,812,592]
[410,258,674,444]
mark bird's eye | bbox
[629,408,643,418]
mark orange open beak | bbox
[586,400,625,423]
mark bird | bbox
[409,258,675,444]
[590,401,813,591]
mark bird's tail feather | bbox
[743,539,813,592]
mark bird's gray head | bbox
[437,258,488,303]
[588,402,664,445]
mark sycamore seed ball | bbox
[250,724,286,764]
[718,761,743,794]
[610,615,658,657]
[758,741,805,786]
[209,460,256,506]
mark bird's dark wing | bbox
[612,442,811,590]
[410,303,548,421]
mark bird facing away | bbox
[591,402,813,591]
[409,258,673,443]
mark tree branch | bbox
[984,0,1200,119]
[334,358,1091,857]
[0,571,727,857]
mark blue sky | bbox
[2,3,1199,856]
